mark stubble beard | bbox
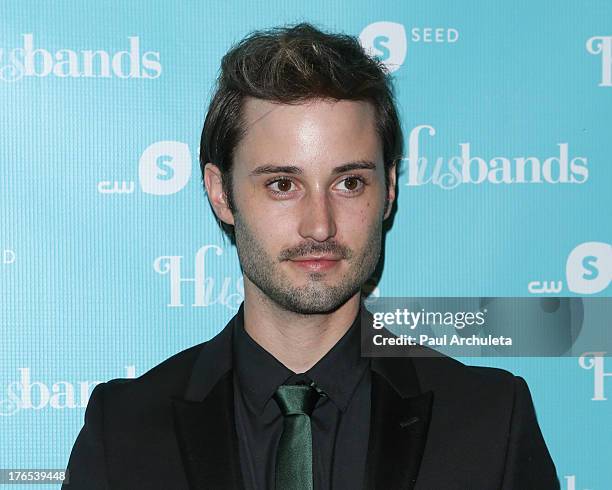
[233,211,382,314]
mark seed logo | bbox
[359,22,407,73]
[0,34,161,82]
[359,22,458,73]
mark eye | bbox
[265,175,367,197]
[267,177,297,195]
[335,175,366,193]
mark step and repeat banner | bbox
[1,1,611,488]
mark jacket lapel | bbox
[170,302,434,490]
[364,356,434,490]
[170,315,245,490]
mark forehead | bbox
[233,97,383,170]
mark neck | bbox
[242,282,361,373]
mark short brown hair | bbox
[200,22,403,242]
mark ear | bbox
[204,163,235,226]
[383,160,397,220]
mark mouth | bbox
[289,255,342,272]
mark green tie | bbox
[273,381,322,490]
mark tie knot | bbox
[273,383,321,416]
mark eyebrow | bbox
[249,160,377,177]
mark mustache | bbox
[279,241,353,261]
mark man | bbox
[63,23,560,489]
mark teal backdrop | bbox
[1,1,611,488]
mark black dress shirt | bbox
[232,302,371,490]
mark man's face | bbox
[208,97,395,314]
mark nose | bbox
[297,190,337,242]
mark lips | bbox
[292,255,342,261]
[290,255,341,272]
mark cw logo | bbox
[359,22,407,73]
[566,242,612,295]
[97,140,193,195]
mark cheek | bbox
[343,192,383,217]
[237,201,294,247]
[337,199,381,235]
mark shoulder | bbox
[409,350,548,449]
[408,351,542,448]
[402,353,558,487]
[91,340,207,412]
[411,345,516,383]
[409,348,523,410]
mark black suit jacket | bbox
[62,307,560,490]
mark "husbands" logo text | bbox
[0,34,161,82]
[402,125,589,189]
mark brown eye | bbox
[268,178,296,194]
[277,179,292,192]
[336,176,365,193]
[344,177,359,190]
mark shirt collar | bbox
[233,300,370,414]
